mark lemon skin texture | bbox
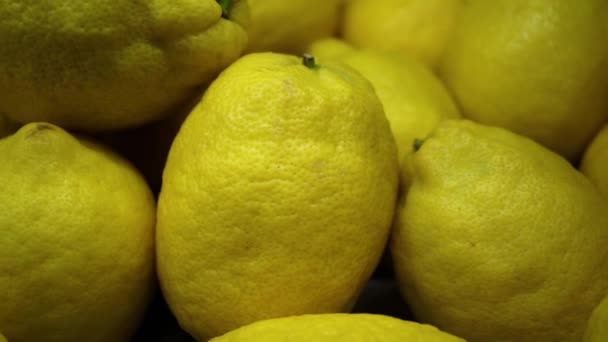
[392,119,608,341]
[210,313,466,342]
[344,48,460,159]
[157,52,399,340]
[0,0,248,131]
[0,123,156,342]
[309,39,461,160]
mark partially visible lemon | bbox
[0,123,156,342]
[0,0,248,131]
[157,52,398,340]
[439,0,608,161]
[341,0,464,68]
[210,313,466,341]
[307,38,355,61]
[585,295,608,342]
[581,125,608,196]
[309,38,461,159]
[246,0,341,54]
[392,119,608,341]
[0,332,6,342]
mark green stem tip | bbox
[413,138,425,152]
[218,0,232,19]
[302,54,319,69]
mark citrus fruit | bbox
[0,123,156,342]
[439,0,608,160]
[0,0,248,131]
[247,0,341,54]
[342,0,464,68]
[392,119,608,341]
[210,313,465,341]
[157,53,398,340]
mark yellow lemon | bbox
[310,38,460,160]
[0,123,156,342]
[0,332,6,342]
[584,295,608,342]
[157,52,398,340]
[342,0,464,68]
[392,119,608,341]
[210,313,466,341]
[0,0,248,131]
[246,0,341,54]
[581,125,608,196]
[307,38,355,61]
[439,0,608,161]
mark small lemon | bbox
[584,295,608,342]
[210,313,466,342]
[439,0,608,161]
[0,123,156,342]
[310,38,460,159]
[342,0,464,68]
[0,332,6,342]
[0,0,248,131]
[392,119,608,341]
[246,0,341,54]
[580,125,608,196]
[157,52,398,340]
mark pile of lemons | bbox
[1,1,608,342]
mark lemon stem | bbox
[218,0,231,19]
[302,54,319,69]
[413,138,425,152]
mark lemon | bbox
[581,125,608,196]
[0,0,248,131]
[209,313,466,341]
[157,52,398,340]
[341,0,464,68]
[0,123,156,342]
[246,0,341,54]
[585,295,608,342]
[0,333,6,342]
[307,38,355,61]
[392,119,608,341]
[309,39,460,159]
[439,0,608,161]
